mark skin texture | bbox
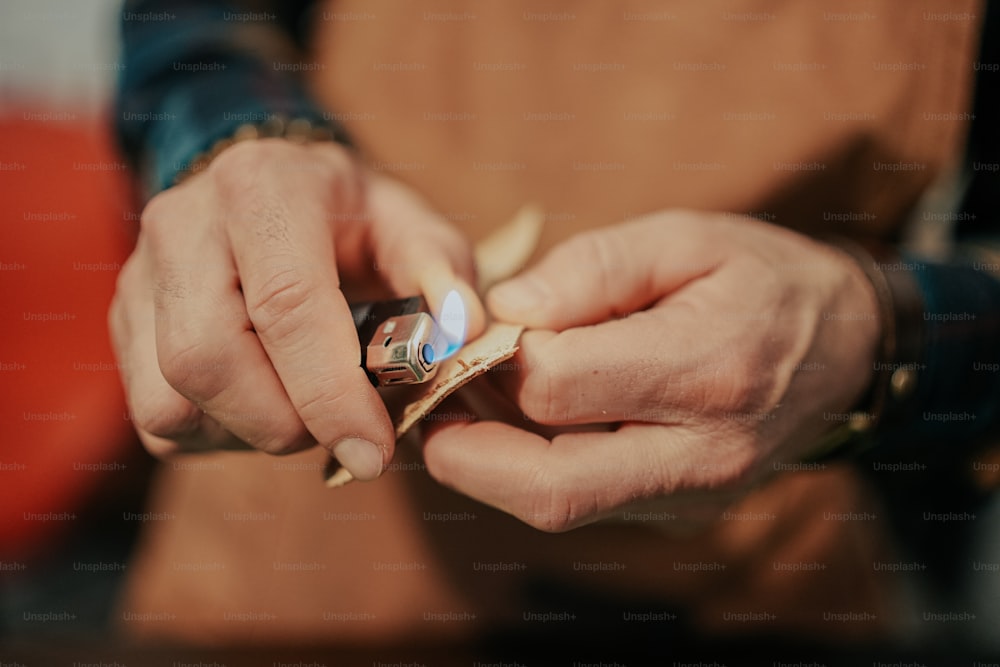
[421,212,881,532]
[109,139,484,480]
[112,147,879,529]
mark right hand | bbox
[109,139,484,480]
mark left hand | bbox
[421,211,880,532]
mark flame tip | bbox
[434,289,467,361]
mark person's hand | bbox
[109,139,484,480]
[421,211,880,531]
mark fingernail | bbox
[490,276,546,314]
[331,437,383,481]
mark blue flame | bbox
[432,289,466,362]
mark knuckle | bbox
[729,354,779,414]
[246,266,315,341]
[253,427,311,456]
[717,361,759,411]
[157,335,227,402]
[698,347,775,419]
[131,393,201,440]
[743,253,782,290]
[207,140,276,194]
[517,334,583,424]
[209,139,354,200]
[293,377,352,425]
[207,140,363,242]
[209,141,299,205]
[519,468,578,533]
[579,228,619,268]
[559,231,605,272]
[590,229,628,279]
[562,229,630,305]
[518,359,563,424]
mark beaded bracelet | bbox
[173,115,338,186]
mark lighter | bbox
[351,293,465,387]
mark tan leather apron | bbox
[118,0,982,644]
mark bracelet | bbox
[802,238,926,461]
[173,115,338,186]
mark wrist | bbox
[804,238,926,461]
[175,116,344,188]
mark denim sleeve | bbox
[878,0,1000,457]
[883,255,1000,453]
[114,0,346,197]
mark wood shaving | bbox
[391,322,523,439]
[474,203,544,293]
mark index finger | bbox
[226,180,394,481]
[501,307,711,428]
[499,257,795,428]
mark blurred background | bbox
[1,1,999,664]
[0,0,154,645]
[0,0,121,112]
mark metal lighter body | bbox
[350,296,440,387]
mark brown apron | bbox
[117,0,982,644]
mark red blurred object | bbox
[0,111,138,559]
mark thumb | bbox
[487,214,724,330]
[365,174,485,339]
